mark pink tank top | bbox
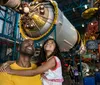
[42,56,64,82]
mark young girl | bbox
[3,38,64,85]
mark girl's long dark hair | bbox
[39,38,61,62]
[38,38,66,77]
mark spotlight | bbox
[84,5,88,9]
[72,8,75,12]
[82,24,85,27]
[90,22,93,25]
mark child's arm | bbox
[0,61,15,72]
[6,61,15,65]
[6,57,56,76]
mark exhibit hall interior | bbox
[0,0,100,85]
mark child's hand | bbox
[4,66,13,74]
[0,61,14,72]
[0,63,9,72]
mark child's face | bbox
[44,40,56,52]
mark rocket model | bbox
[0,0,86,54]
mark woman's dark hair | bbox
[38,38,61,62]
[38,38,66,77]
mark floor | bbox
[62,76,100,85]
[63,76,83,85]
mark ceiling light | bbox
[84,5,88,9]
[91,22,93,25]
[82,24,85,27]
[72,8,75,12]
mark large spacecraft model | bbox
[0,0,85,53]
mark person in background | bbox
[73,65,79,85]
[0,39,42,85]
[67,64,75,85]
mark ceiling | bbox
[55,0,94,34]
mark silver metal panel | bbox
[56,10,78,51]
[0,20,3,33]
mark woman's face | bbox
[44,40,56,52]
